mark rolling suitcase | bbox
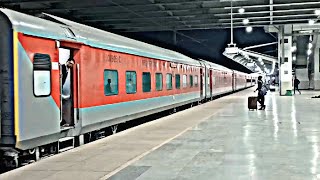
[248,96,258,110]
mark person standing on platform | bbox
[294,76,301,95]
[254,76,266,110]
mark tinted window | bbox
[104,70,118,95]
[195,75,199,87]
[183,75,187,88]
[190,75,193,87]
[143,72,151,92]
[166,73,172,90]
[156,73,163,91]
[126,71,137,94]
[175,74,180,89]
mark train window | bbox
[104,70,118,95]
[156,73,163,91]
[194,75,199,87]
[33,53,51,97]
[175,74,181,89]
[183,75,187,88]
[126,71,137,94]
[143,72,151,92]
[166,73,172,90]
[190,75,193,87]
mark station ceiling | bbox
[1,0,319,73]
[1,0,319,32]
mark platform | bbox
[1,88,320,180]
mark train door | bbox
[200,68,205,99]
[58,43,81,128]
[209,69,213,97]
[206,69,210,98]
[232,72,236,91]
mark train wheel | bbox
[4,156,19,168]
[111,125,118,134]
[169,108,177,115]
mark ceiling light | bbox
[246,26,253,33]
[309,19,315,25]
[307,49,312,55]
[291,46,297,52]
[308,43,313,49]
[238,8,245,14]
[246,62,254,67]
[299,30,313,34]
[315,9,320,16]
[243,18,249,25]
[293,56,296,61]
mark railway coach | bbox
[0,8,254,167]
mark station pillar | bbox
[278,25,293,96]
[314,35,320,90]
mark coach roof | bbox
[0,8,200,66]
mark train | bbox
[0,8,257,168]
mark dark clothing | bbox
[256,80,265,106]
[293,78,301,94]
[60,64,73,126]
[61,64,68,86]
[294,86,301,94]
[294,79,300,87]
[258,94,265,106]
[256,80,263,91]
[105,83,112,94]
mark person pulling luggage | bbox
[254,76,267,110]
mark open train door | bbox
[200,68,205,100]
[210,69,213,97]
[232,71,236,91]
[57,41,82,129]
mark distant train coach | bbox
[0,8,256,167]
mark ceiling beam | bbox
[97,15,315,28]
[26,6,226,15]
[215,8,320,17]
[70,8,222,19]
[82,14,219,22]
[219,17,319,26]
[147,0,189,28]
[270,0,273,25]
[107,18,318,32]
[0,0,62,3]
[224,1,320,9]
[8,0,224,10]
[219,13,319,22]
[120,22,267,32]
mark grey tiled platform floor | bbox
[110,90,320,180]
[1,88,320,180]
